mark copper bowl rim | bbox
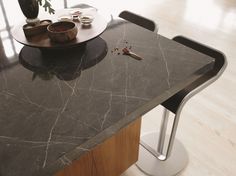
[47,21,77,34]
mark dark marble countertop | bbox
[0,15,214,176]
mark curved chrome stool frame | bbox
[137,36,227,176]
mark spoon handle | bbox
[128,51,143,60]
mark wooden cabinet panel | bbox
[55,117,142,176]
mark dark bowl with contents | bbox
[47,21,78,43]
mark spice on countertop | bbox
[111,40,134,56]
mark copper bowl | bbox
[47,21,78,43]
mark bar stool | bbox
[118,11,227,175]
[137,36,227,176]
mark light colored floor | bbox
[75,0,236,175]
[2,0,236,175]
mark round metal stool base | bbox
[136,132,189,176]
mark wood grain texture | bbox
[55,117,142,176]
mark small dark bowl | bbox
[47,21,78,43]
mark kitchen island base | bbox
[55,118,141,176]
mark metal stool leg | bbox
[157,108,170,159]
[137,108,188,176]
